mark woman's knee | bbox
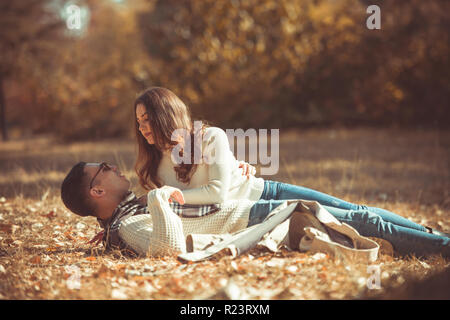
[344,209,385,229]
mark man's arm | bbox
[118,186,187,256]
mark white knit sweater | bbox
[157,127,265,204]
[118,186,256,257]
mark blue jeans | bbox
[248,180,450,258]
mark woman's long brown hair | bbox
[134,87,206,191]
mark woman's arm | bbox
[118,186,187,257]
[181,127,234,204]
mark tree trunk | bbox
[0,73,8,141]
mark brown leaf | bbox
[113,264,126,271]
[30,256,41,264]
[94,264,111,278]
[131,276,149,283]
[257,274,267,280]
[64,230,76,241]
[41,211,56,219]
[0,223,12,234]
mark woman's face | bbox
[136,104,155,145]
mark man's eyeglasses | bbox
[89,162,112,189]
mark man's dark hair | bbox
[61,162,96,217]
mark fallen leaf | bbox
[223,279,248,300]
[76,222,86,230]
[131,276,149,282]
[33,282,41,291]
[30,256,41,264]
[114,264,127,271]
[266,258,285,268]
[95,264,111,278]
[171,277,182,287]
[111,288,128,299]
[257,274,267,280]
[311,253,327,262]
[0,223,12,234]
[64,230,76,241]
[142,282,157,293]
[85,256,96,261]
[31,223,43,231]
[286,265,298,273]
[41,211,56,219]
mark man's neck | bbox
[96,204,117,221]
[96,192,130,221]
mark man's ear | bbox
[90,187,106,198]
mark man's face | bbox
[84,162,131,199]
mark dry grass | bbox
[0,128,449,300]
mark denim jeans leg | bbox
[323,205,450,258]
[247,199,285,227]
[261,180,428,232]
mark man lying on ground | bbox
[60,162,450,258]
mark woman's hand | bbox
[238,161,256,179]
[159,186,185,205]
[169,189,185,205]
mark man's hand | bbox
[238,161,256,179]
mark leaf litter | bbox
[1,195,449,300]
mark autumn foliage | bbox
[1,0,449,141]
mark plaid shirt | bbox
[97,191,219,255]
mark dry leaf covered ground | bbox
[0,128,449,300]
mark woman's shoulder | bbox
[201,127,231,150]
[204,126,225,135]
[203,126,228,141]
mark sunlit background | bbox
[0,0,448,142]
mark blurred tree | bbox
[47,0,153,140]
[2,0,448,141]
[357,0,449,125]
[0,0,66,141]
[19,0,154,140]
[137,0,449,128]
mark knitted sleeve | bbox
[118,186,187,257]
[181,127,235,204]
